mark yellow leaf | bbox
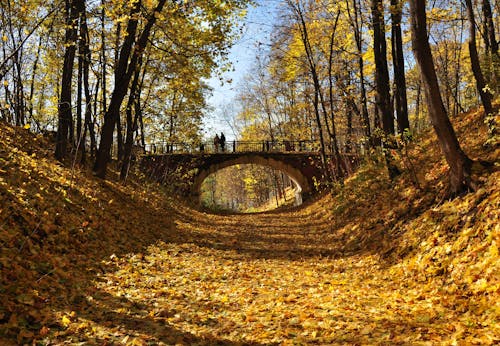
[24,124,30,130]
[489,242,498,258]
[61,315,71,327]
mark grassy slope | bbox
[0,107,498,344]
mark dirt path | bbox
[52,202,497,345]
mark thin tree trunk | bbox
[114,22,124,161]
[287,0,337,180]
[55,0,81,161]
[93,0,167,178]
[13,53,25,126]
[120,59,143,180]
[415,81,421,131]
[371,0,394,135]
[483,0,499,54]
[288,1,329,176]
[391,0,410,134]
[76,39,83,149]
[465,0,494,115]
[482,0,500,93]
[89,80,98,158]
[5,0,25,126]
[372,0,399,178]
[327,10,344,179]
[94,0,141,176]
[347,0,371,141]
[79,3,93,164]
[453,9,465,117]
[28,34,43,131]
[346,96,353,153]
[100,0,107,115]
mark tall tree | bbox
[285,0,343,180]
[409,0,473,194]
[77,0,94,164]
[481,0,499,92]
[464,0,494,116]
[55,0,83,161]
[93,0,167,178]
[346,0,371,142]
[120,54,144,181]
[371,0,394,135]
[390,0,410,134]
[481,0,499,56]
[372,0,400,179]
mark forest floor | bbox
[0,107,499,345]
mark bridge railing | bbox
[144,140,324,155]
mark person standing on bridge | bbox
[214,133,220,152]
[220,132,226,152]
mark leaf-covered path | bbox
[0,116,497,345]
[63,198,498,345]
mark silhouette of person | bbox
[214,134,220,152]
[220,132,226,152]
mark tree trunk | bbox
[79,3,93,164]
[465,0,494,116]
[327,10,344,180]
[114,21,124,162]
[453,10,465,118]
[371,0,394,135]
[12,53,25,127]
[120,60,143,181]
[116,109,124,161]
[409,0,473,194]
[285,1,328,175]
[482,0,500,93]
[55,0,81,161]
[93,0,141,177]
[372,0,399,178]
[76,38,83,150]
[4,0,26,127]
[346,0,371,142]
[100,0,107,116]
[390,0,410,134]
[415,81,421,131]
[28,34,44,132]
[482,0,498,54]
[93,0,167,178]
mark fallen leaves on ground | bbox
[0,106,499,345]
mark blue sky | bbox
[204,0,281,141]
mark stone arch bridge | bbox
[139,140,357,202]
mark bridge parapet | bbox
[144,140,323,155]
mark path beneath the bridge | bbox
[54,197,494,345]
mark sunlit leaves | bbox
[1,62,498,346]
[1,0,250,144]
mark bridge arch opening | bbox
[198,163,303,213]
